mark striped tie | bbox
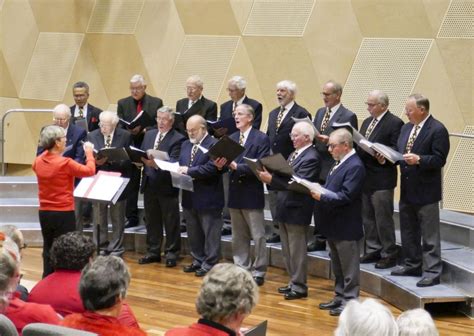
[365,118,378,138]
[154,133,164,149]
[329,160,340,175]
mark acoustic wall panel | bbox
[243,0,315,36]
[87,0,144,34]
[20,33,84,101]
[443,126,474,213]
[343,38,433,120]
[164,35,240,105]
[437,0,474,38]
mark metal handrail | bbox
[1,109,53,175]
[449,132,474,139]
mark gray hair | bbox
[237,104,255,121]
[187,114,207,130]
[0,236,20,311]
[196,263,258,322]
[408,93,430,112]
[228,76,247,90]
[53,103,72,118]
[99,111,119,125]
[79,256,130,311]
[130,74,146,85]
[157,106,175,121]
[325,80,343,96]
[0,225,22,252]
[397,309,439,336]
[330,128,353,148]
[335,298,398,336]
[187,75,203,89]
[276,80,297,94]
[39,125,66,150]
[73,81,89,92]
[293,121,315,141]
[369,90,389,107]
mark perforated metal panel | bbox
[243,0,315,36]
[443,126,474,213]
[164,35,240,105]
[437,0,474,38]
[87,0,144,34]
[343,38,433,120]
[20,33,84,101]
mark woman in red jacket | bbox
[32,125,95,278]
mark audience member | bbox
[61,256,146,335]
[334,298,398,336]
[397,308,439,336]
[165,263,258,336]
[33,124,95,277]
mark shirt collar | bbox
[338,148,356,166]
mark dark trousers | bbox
[125,165,141,224]
[39,210,76,278]
[328,239,360,303]
[144,185,181,260]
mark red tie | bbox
[137,100,142,115]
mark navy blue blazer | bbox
[397,115,449,205]
[70,103,102,132]
[270,146,321,226]
[318,153,366,241]
[140,129,185,196]
[267,102,311,160]
[313,104,358,182]
[87,128,133,201]
[227,128,270,209]
[357,111,404,191]
[174,96,218,135]
[219,96,263,130]
[179,134,224,210]
[36,123,86,164]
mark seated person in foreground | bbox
[166,263,259,336]
[28,232,139,327]
[61,255,146,335]
[397,308,439,336]
[335,298,398,336]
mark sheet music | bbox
[73,177,94,197]
[154,159,180,172]
[147,149,170,161]
[86,175,125,201]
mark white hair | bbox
[228,76,247,90]
[276,80,297,94]
[130,74,146,85]
[293,121,315,141]
[397,309,439,336]
[186,75,203,89]
[53,104,71,118]
[369,90,389,107]
[99,111,119,125]
[335,298,398,336]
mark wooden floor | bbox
[20,248,474,336]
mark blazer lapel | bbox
[411,116,432,153]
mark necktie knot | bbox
[78,108,84,118]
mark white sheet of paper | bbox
[154,159,180,173]
[86,175,125,201]
[73,177,94,197]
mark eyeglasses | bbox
[320,92,335,97]
[130,86,145,93]
[327,142,345,150]
[53,117,68,122]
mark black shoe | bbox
[284,290,308,300]
[319,299,342,310]
[138,254,161,265]
[221,227,232,236]
[375,257,397,269]
[125,219,138,229]
[307,241,326,252]
[278,285,292,294]
[391,266,422,277]
[360,252,381,264]
[266,235,281,243]
[180,225,187,233]
[253,276,264,286]
[416,277,440,287]
[195,268,208,277]
[165,259,177,268]
[183,264,201,273]
[329,305,345,316]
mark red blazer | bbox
[166,321,234,336]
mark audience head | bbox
[156,106,175,133]
[321,80,343,109]
[227,76,247,102]
[129,74,147,101]
[335,298,398,336]
[0,235,20,312]
[276,80,297,107]
[234,104,255,131]
[39,125,66,151]
[397,308,439,336]
[53,103,72,129]
[405,94,430,125]
[291,121,315,148]
[328,128,353,161]
[72,81,90,108]
[50,232,95,271]
[186,115,207,144]
[99,111,119,136]
[186,75,204,102]
[196,264,258,331]
[0,225,25,258]
[79,256,130,315]
[366,90,389,118]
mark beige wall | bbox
[0,0,472,212]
